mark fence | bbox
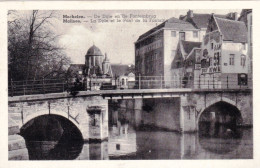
[8,78,70,97]
[8,75,252,96]
[135,75,251,90]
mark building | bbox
[171,40,201,88]
[68,45,113,90]
[111,64,135,89]
[198,15,249,89]
[239,9,252,81]
[134,10,238,88]
[135,16,203,88]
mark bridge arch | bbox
[197,97,238,127]
[20,109,80,131]
[197,100,243,136]
[20,114,84,160]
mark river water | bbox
[24,122,253,160]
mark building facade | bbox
[134,10,240,89]
[198,15,249,89]
[135,16,203,88]
[239,9,252,81]
[171,40,202,88]
[111,64,135,89]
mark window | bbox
[154,53,157,60]
[176,62,181,68]
[238,73,248,85]
[229,54,235,65]
[210,57,213,66]
[122,78,125,85]
[211,43,214,49]
[171,50,176,57]
[193,31,198,38]
[241,55,246,67]
[179,32,185,41]
[242,43,246,50]
[171,31,176,37]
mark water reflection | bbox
[26,140,83,160]
[25,126,252,160]
[22,104,252,160]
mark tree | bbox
[8,10,71,83]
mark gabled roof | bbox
[137,17,196,41]
[215,17,248,43]
[181,41,202,56]
[185,14,212,29]
[171,40,202,69]
[182,13,234,29]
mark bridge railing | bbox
[8,78,70,97]
[135,75,252,90]
[8,75,252,96]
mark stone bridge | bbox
[8,89,252,159]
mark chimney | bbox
[234,12,238,20]
[228,12,238,20]
[187,10,193,18]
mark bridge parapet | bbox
[8,94,109,142]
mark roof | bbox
[68,64,85,70]
[137,17,196,41]
[215,17,248,43]
[111,64,129,76]
[86,45,103,56]
[182,13,232,29]
[68,64,85,75]
[181,40,201,55]
[186,14,212,29]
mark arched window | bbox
[241,55,246,67]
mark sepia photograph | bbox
[7,8,253,161]
[1,1,257,166]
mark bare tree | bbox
[8,10,71,83]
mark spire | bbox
[104,53,109,62]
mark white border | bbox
[0,1,259,168]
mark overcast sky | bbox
[12,9,243,65]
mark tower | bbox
[102,53,113,77]
[85,45,104,76]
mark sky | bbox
[11,9,243,65]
